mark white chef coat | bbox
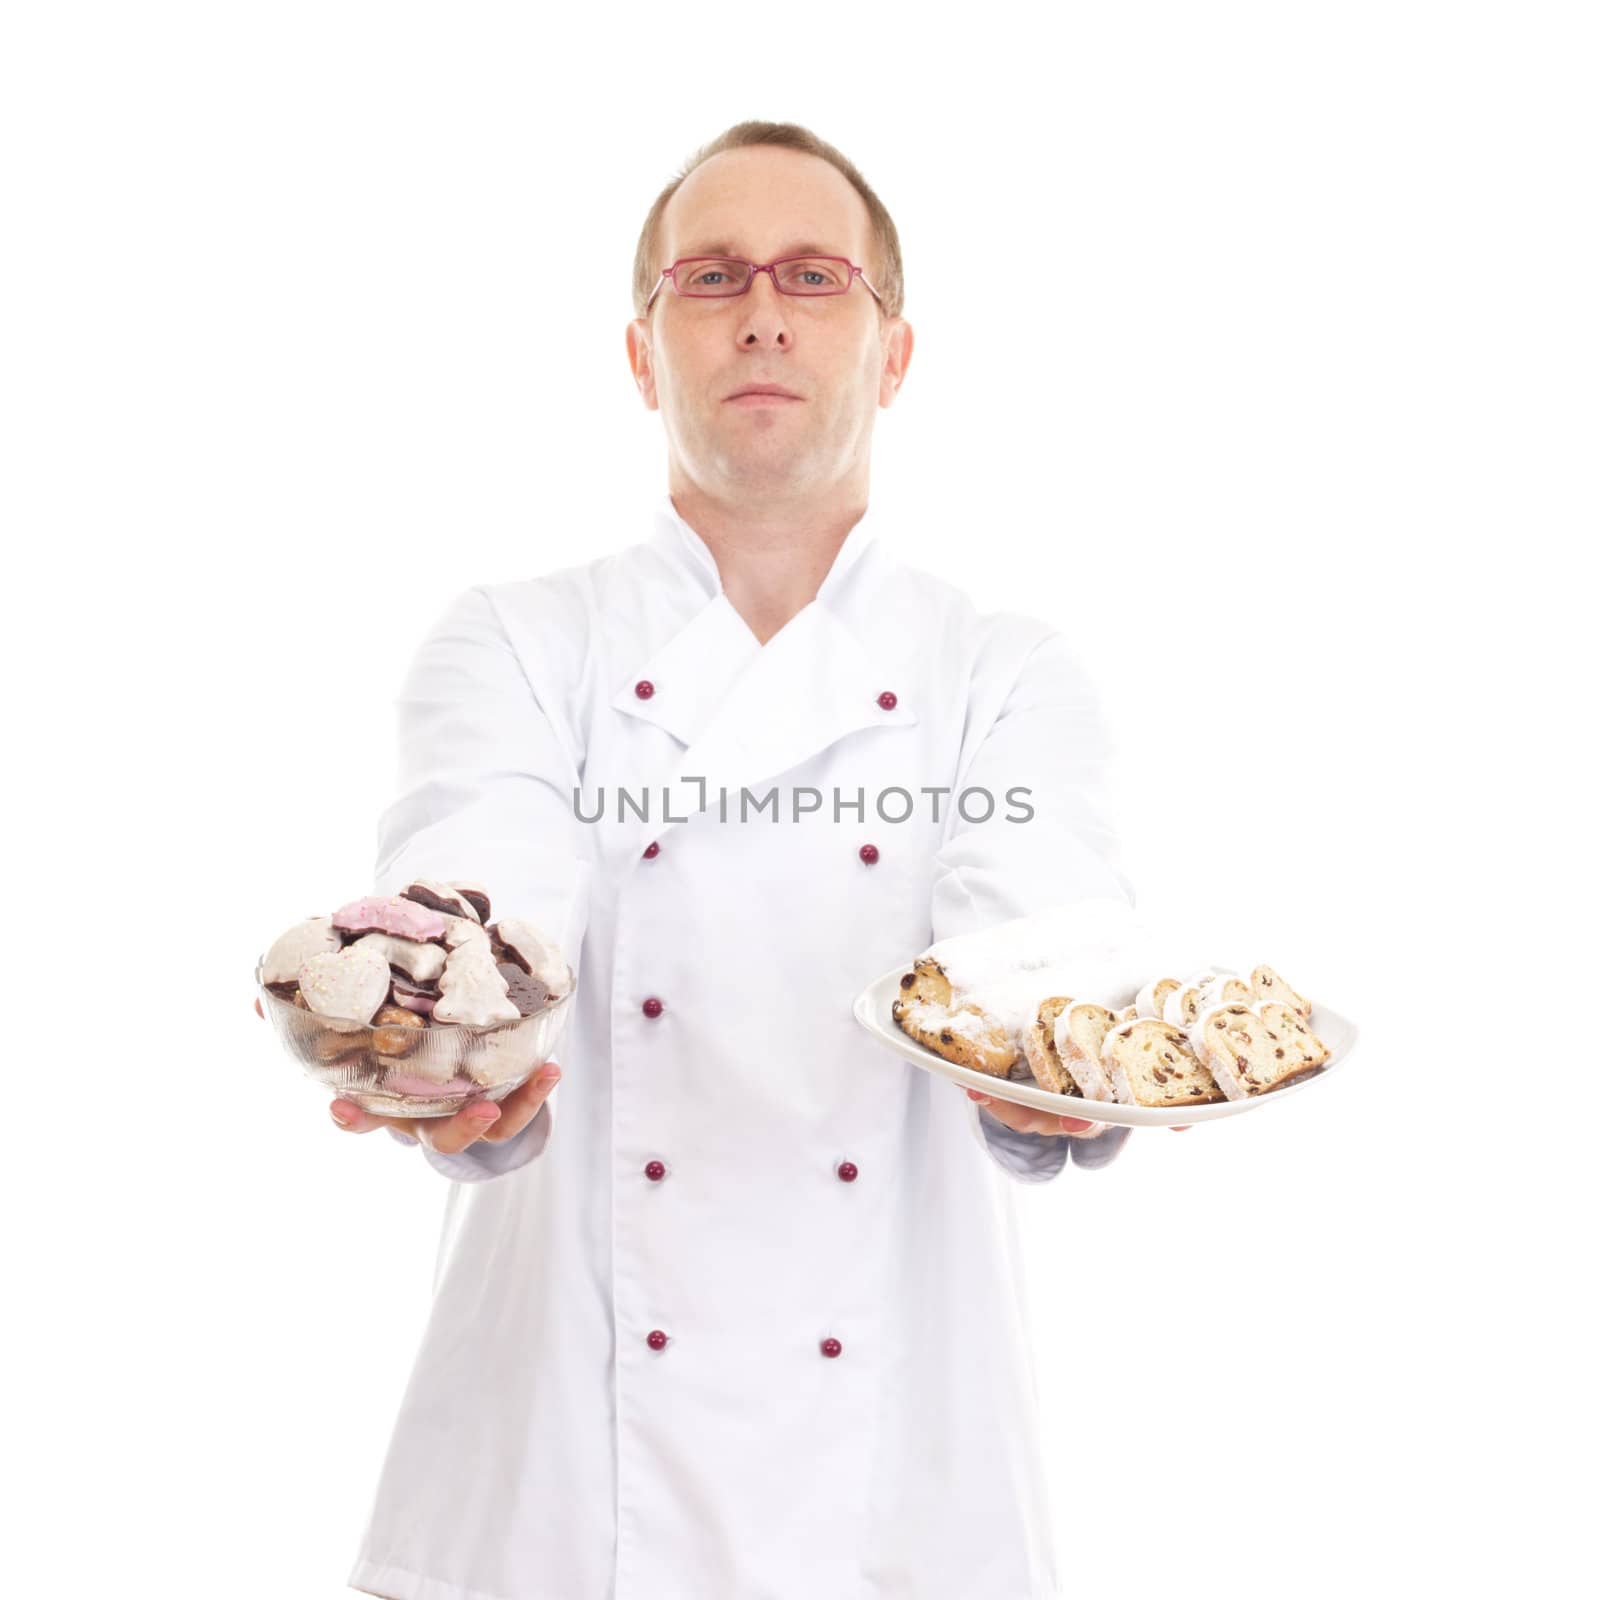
[346,493,1138,1600]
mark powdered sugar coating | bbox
[924,899,1193,1043]
[1052,1002,1118,1101]
[897,1000,991,1043]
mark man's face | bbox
[627,145,912,500]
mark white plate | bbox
[852,963,1359,1128]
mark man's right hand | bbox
[254,996,562,1155]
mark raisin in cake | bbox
[1020,997,1083,1096]
[1101,1017,1228,1107]
[1050,1000,1129,1101]
[1190,1000,1329,1100]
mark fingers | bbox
[965,1085,1104,1139]
[329,1099,389,1135]
[329,1060,563,1155]
[475,1061,562,1142]
[1058,1113,1108,1138]
[254,997,264,1019]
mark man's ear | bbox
[626,319,659,411]
[878,318,914,409]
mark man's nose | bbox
[737,274,791,343]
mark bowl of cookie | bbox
[256,878,574,1117]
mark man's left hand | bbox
[965,1085,1191,1135]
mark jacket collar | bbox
[609,493,920,846]
[650,489,879,607]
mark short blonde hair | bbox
[631,120,905,321]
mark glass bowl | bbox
[256,958,575,1117]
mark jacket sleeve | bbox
[373,584,591,1184]
[931,622,1138,1183]
[386,1103,554,1180]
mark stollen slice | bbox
[1101,1017,1227,1107]
[1052,1000,1125,1101]
[1134,976,1184,1020]
[893,960,1018,1077]
[1192,1000,1327,1101]
[1021,997,1084,1096]
[1249,964,1313,1019]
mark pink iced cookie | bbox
[381,1071,477,1098]
[332,895,447,943]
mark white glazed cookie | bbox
[1052,1001,1123,1101]
[492,916,571,1000]
[262,916,341,986]
[298,941,392,1027]
[1191,1001,1325,1100]
[403,879,482,923]
[1101,1017,1226,1107]
[448,880,492,922]
[433,942,521,1027]
[440,914,494,951]
[349,930,447,984]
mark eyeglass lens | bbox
[675,258,852,296]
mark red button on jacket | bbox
[643,841,660,859]
[635,679,655,699]
[836,1161,858,1182]
[647,1330,668,1350]
[858,844,879,865]
[642,997,664,1019]
[820,1337,843,1358]
[645,1160,666,1181]
[876,690,897,710]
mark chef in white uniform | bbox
[331,129,1177,1600]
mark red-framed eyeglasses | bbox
[645,254,884,312]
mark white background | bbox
[5,3,1595,1596]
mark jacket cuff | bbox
[1067,1122,1133,1169]
[966,1095,1071,1184]
[387,1096,554,1182]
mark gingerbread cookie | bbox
[403,879,482,923]
[298,942,392,1026]
[262,916,341,987]
[433,943,520,1027]
[491,916,571,1001]
[349,930,447,984]
[332,895,447,944]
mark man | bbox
[317,121,1182,1600]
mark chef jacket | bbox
[346,492,1137,1600]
